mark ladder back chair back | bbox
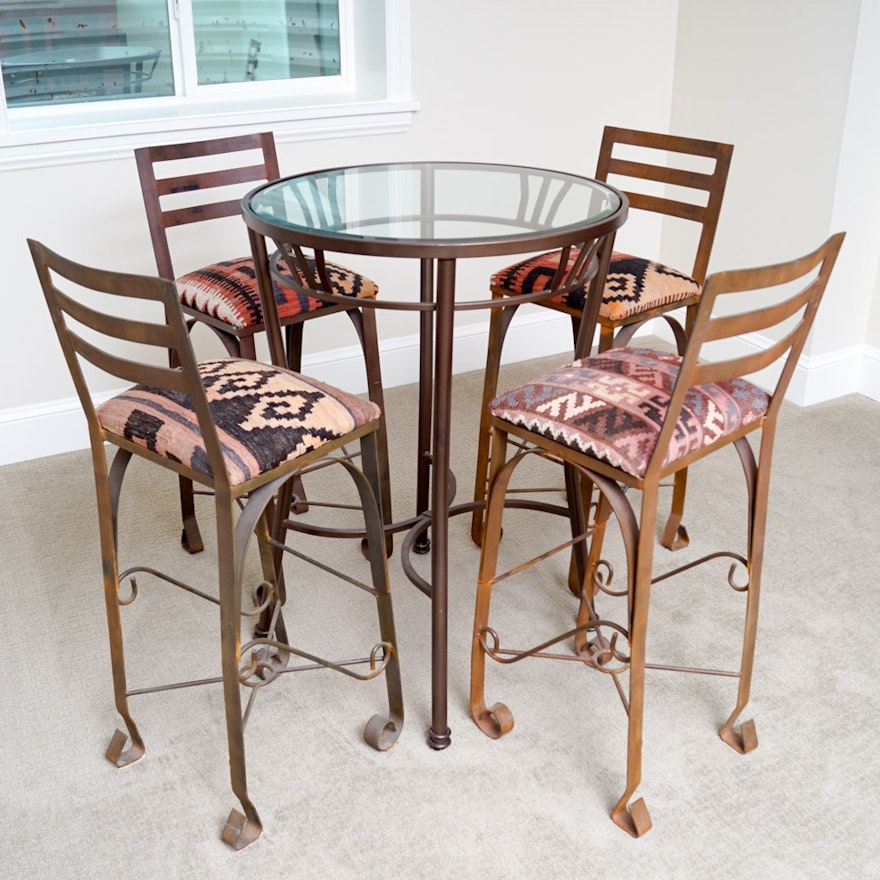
[472,126,734,548]
[591,125,734,349]
[29,239,403,851]
[470,233,844,837]
[135,132,392,554]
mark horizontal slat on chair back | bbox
[596,126,734,282]
[71,335,189,393]
[624,192,706,223]
[605,158,719,195]
[135,132,280,278]
[643,232,845,477]
[155,163,270,199]
[145,132,277,164]
[602,125,730,159]
[683,233,845,396]
[161,199,246,229]
[29,239,196,406]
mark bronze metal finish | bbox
[242,161,628,750]
[471,127,735,551]
[134,133,392,558]
[30,240,403,850]
[470,234,844,836]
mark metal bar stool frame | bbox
[470,233,844,836]
[29,239,403,851]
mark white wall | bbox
[1,0,681,464]
[671,0,880,403]
[4,0,880,465]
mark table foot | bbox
[428,726,451,750]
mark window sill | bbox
[0,93,420,171]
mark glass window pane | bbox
[192,0,340,86]
[0,1,174,107]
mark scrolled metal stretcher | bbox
[241,161,628,749]
[30,240,403,850]
[470,232,844,835]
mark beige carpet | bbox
[1,352,879,878]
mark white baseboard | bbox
[0,396,101,466]
[3,314,877,467]
[859,344,880,402]
[0,311,577,467]
[693,331,878,406]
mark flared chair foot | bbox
[720,717,758,754]
[473,701,515,739]
[363,714,403,751]
[221,807,262,852]
[660,518,689,552]
[180,522,204,555]
[612,797,653,837]
[105,728,145,768]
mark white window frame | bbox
[0,0,416,171]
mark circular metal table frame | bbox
[241,161,628,749]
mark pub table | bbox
[242,161,627,749]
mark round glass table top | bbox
[243,161,625,258]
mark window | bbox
[0,0,415,170]
[0,1,343,108]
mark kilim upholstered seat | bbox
[471,127,734,550]
[470,234,844,838]
[489,348,770,479]
[96,358,381,486]
[135,133,390,554]
[490,251,702,328]
[30,240,403,851]
[174,253,377,332]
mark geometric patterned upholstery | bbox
[96,359,381,486]
[489,348,770,478]
[176,254,379,331]
[490,250,701,322]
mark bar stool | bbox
[470,233,843,836]
[30,240,403,850]
[472,127,734,550]
[135,133,391,553]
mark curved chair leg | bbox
[178,474,204,554]
[565,466,599,595]
[719,571,760,754]
[352,432,404,748]
[280,322,311,515]
[349,308,394,556]
[251,502,291,672]
[662,313,690,355]
[612,793,653,838]
[221,806,262,852]
[574,490,613,659]
[218,657,263,850]
[609,479,657,838]
[101,448,146,768]
[659,313,692,551]
[470,429,516,739]
[261,480,292,641]
[660,469,690,551]
[720,437,764,755]
[720,715,759,755]
[218,484,263,851]
[605,320,641,350]
[471,298,519,546]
